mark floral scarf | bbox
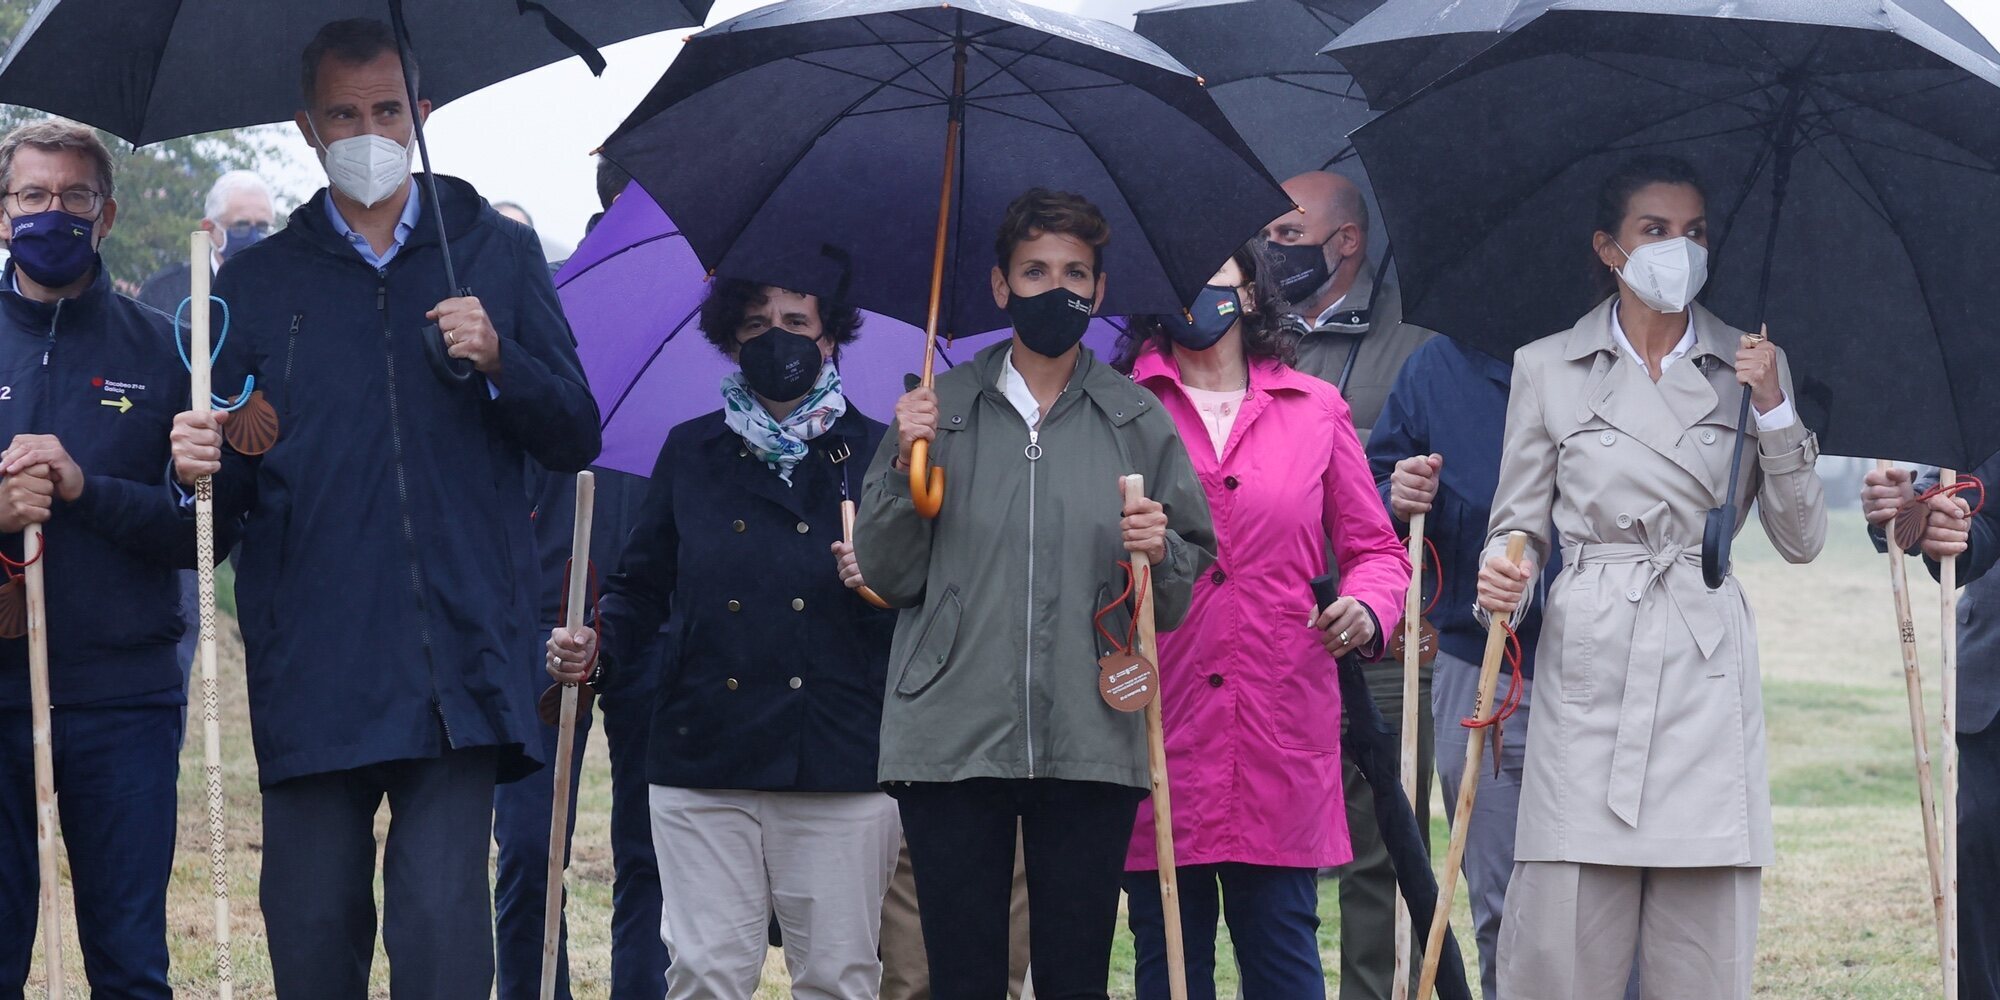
[720,362,848,486]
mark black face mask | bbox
[738,329,825,403]
[1006,285,1095,358]
[1266,239,1331,305]
[1167,285,1241,351]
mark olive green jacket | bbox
[855,343,1217,789]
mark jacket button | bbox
[1627,589,1642,602]
[796,521,810,534]
[951,415,963,424]
[1224,476,1239,490]
[740,448,749,458]
[732,519,746,533]
[789,676,803,690]
[1701,429,1718,445]
[1210,569,1226,585]
[1615,513,1632,529]
[1600,431,1617,446]
[727,600,742,612]
[1208,673,1224,687]
[791,598,805,611]
[726,678,739,690]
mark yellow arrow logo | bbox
[99,395,132,414]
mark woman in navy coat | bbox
[549,278,898,999]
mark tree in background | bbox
[0,0,292,293]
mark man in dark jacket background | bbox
[168,19,600,996]
[0,120,200,998]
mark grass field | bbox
[25,508,1958,997]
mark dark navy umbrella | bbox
[1333,0,2000,582]
[1134,0,1385,204]
[599,0,1289,516]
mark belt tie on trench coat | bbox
[1564,502,1728,827]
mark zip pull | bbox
[376,286,386,311]
[1024,427,1042,462]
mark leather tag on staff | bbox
[1389,616,1439,667]
[1099,651,1156,712]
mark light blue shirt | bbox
[325,179,421,271]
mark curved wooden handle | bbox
[909,439,944,519]
[841,500,892,610]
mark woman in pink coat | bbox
[1115,241,1410,999]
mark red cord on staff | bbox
[1094,560,1150,657]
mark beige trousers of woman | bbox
[1498,861,1759,1000]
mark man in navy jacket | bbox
[0,120,200,998]
[169,19,600,995]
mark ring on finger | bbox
[1339,630,1350,644]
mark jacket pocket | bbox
[894,584,963,697]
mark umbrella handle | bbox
[909,440,945,519]
[840,500,892,610]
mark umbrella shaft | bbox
[921,40,968,387]
[388,0,459,293]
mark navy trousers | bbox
[1124,863,1324,1000]
[1965,725,2000,1000]
[0,704,181,998]
[494,672,667,999]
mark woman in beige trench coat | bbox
[1477,155,1826,999]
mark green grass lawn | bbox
[25,509,1960,996]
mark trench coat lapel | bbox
[1572,300,1726,502]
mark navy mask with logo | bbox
[1167,285,1241,351]
[1007,286,1095,358]
[9,210,97,288]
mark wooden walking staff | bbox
[541,471,596,1000]
[1877,457,1949,974]
[904,37,969,519]
[1941,467,1961,1000]
[1393,511,1426,1000]
[1122,474,1188,1000]
[1418,530,1526,998]
[23,520,60,997]
[187,232,234,998]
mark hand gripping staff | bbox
[1418,530,1528,998]
[541,471,596,1000]
[1121,474,1188,1000]
[186,232,235,998]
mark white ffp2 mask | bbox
[309,119,413,209]
[1615,236,1709,314]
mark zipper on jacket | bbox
[377,278,452,748]
[281,313,302,395]
[1023,424,1042,779]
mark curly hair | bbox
[994,188,1111,275]
[1113,240,1296,373]
[698,279,863,357]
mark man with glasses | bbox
[0,119,203,997]
[137,169,276,316]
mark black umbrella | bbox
[0,0,711,378]
[1310,574,1474,1000]
[1134,0,1384,194]
[599,0,1288,517]
[1332,0,2000,584]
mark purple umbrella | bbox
[556,183,1125,477]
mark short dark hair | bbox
[1113,240,1296,372]
[301,18,415,106]
[698,279,863,357]
[595,156,631,210]
[1594,154,1707,294]
[994,188,1110,275]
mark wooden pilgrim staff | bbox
[24,518,59,996]
[1877,458,1949,973]
[541,471,596,1000]
[188,232,234,998]
[1941,467,1961,1000]
[1122,473,1188,1000]
[1418,531,1526,998]
[1394,510,1427,1000]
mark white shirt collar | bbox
[1312,291,1349,329]
[998,347,1042,428]
[1609,302,1697,373]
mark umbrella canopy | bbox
[0,0,709,145]
[599,0,1291,336]
[1324,0,2000,110]
[1339,0,2000,472]
[1134,0,1385,197]
[559,184,1122,477]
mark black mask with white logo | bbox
[1006,286,1095,358]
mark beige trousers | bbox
[650,786,902,1000]
[1498,861,1760,1000]
[879,825,1032,999]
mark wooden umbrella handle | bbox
[1419,530,1526,997]
[841,500,891,610]
[541,471,596,1000]
[1121,474,1187,1000]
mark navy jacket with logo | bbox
[0,264,198,708]
[207,175,601,786]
